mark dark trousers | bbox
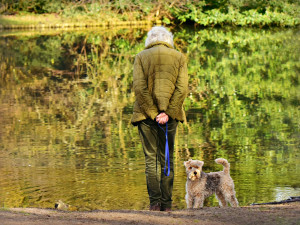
[138,118,178,209]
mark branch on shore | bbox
[251,196,300,206]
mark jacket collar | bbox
[145,41,174,50]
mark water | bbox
[0,26,299,210]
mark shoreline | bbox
[1,11,299,30]
[1,203,300,225]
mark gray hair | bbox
[145,26,174,47]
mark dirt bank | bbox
[0,203,299,225]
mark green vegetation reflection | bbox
[0,27,299,210]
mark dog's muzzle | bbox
[188,169,200,181]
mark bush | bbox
[2,0,66,14]
[1,0,299,26]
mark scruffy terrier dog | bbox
[184,158,239,208]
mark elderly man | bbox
[131,26,188,211]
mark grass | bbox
[0,207,10,211]
[0,12,160,29]
[0,14,62,25]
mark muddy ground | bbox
[0,203,299,225]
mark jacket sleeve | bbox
[165,54,188,119]
[133,54,159,120]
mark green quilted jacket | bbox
[131,41,188,125]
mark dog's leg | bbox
[186,193,193,209]
[216,191,227,207]
[229,194,239,207]
[224,191,239,207]
[221,181,239,207]
[193,195,204,208]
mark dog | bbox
[184,158,239,208]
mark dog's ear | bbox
[184,161,188,167]
[197,161,204,168]
[184,160,191,168]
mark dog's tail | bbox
[215,158,230,174]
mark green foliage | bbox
[1,0,299,26]
[167,1,300,26]
[2,0,65,13]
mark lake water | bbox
[0,26,299,210]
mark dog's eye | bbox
[189,167,192,170]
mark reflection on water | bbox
[0,27,299,210]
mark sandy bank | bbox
[0,202,299,225]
